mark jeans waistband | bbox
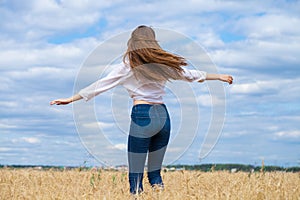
[132,103,166,108]
[131,104,168,117]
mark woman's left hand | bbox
[219,74,233,84]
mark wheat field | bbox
[0,168,299,200]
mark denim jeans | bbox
[128,104,170,194]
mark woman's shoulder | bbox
[118,61,132,73]
[106,62,132,78]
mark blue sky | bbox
[0,0,300,167]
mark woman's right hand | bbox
[50,98,72,105]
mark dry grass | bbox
[0,168,299,200]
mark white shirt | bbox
[79,62,207,103]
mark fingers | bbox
[50,100,62,105]
[227,75,233,84]
[50,100,58,105]
[221,75,233,84]
[50,98,71,105]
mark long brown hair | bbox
[123,25,188,81]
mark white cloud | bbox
[23,137,41,144]
[166,147,182,153]
[0,38,98,70]
[82,122,114,130]
[231,83,261,94]
[212,38,300,71]
[113,143,126,151]
[0,123,17,129]
[0,147,12,152]
[195,31,225,49]
[196,94,212,107]
[0,0,115,41]
[6,67,72,80]
[235,13,300,40]
[229,78,300,100]
[275,131,300,139]
[12,137,41,144]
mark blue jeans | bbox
[128,104,170,194]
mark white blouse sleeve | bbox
[79,63,130,101]
[181,67,207,82]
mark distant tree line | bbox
[165,164,300,172]
[0,165,72,171]
[1,164,299,172]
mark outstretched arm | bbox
[50,94,83,105]
[204,73,233,84]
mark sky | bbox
[0,0,300,167]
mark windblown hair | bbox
[123,25,188,81]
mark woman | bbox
[50,25,233,194]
